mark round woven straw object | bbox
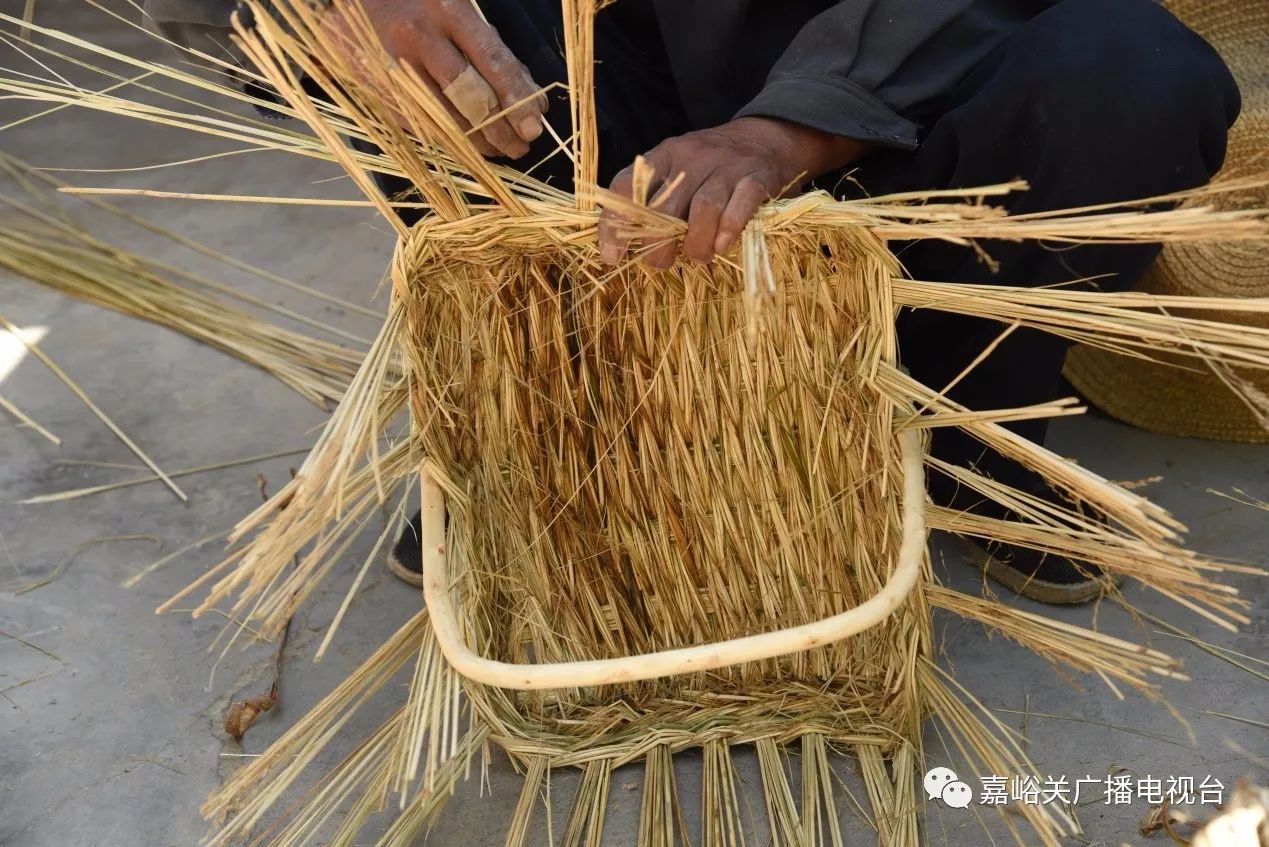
[1063,0,1269,442]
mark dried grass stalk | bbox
[0,309,185,500]
[0,157,370,408]
[0,393,60,445]
[6,3,1267,846]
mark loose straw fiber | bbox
[7,3,1267,846]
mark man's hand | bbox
[324,0,545,159]
[599,117,870,268]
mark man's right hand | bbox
[324,0,546,159]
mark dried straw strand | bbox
[0,394,60,445]
[8,5,1266,847]
[0,310,185,500]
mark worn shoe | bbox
[387,509,424,587]
[929,462,1121,605]
[959,536,1119,605]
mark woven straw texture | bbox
[4,3,1265,847]
[184,3,1265,845]
[400,210,929,757]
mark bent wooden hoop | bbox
[420,428,927,691]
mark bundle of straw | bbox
[4,4,1268,846]
[0,155,373,407]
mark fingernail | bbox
[601,243,619,265]
[714,233,733,255]
[518,116,543,143]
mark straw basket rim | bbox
[419,428,928,690]
[33,2,1250,843]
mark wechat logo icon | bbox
[924,767,973,809]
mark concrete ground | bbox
[0,5,1264,846]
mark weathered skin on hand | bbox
[600,116,871,268]
[323,0,547,159]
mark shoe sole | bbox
[958,539,1121,605]
[387,550,424,588]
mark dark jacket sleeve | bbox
[144,0,238,52]
[733,0,1050,150]
[146,0,235,26]
[143,0,249,83]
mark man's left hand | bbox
[599,116,869,269]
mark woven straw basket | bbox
[403,205,932,782]
[1064,0,1269,442]
[92,3,1263,846]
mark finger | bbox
[683,174,733,263]
[599,164,636,265]
[417,35,528,158]
[403,54,504,157]
[442,64,530,157]
[401,16,525,157]
[642,169,700,270]
[714,174,770,256]
[444,1,546,145]
[436,87,505,158]
[320,10,503,158]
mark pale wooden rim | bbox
[420,428,927,691]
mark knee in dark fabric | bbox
[1008,0,1238,181]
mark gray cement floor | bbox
[0,4,1265,846]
